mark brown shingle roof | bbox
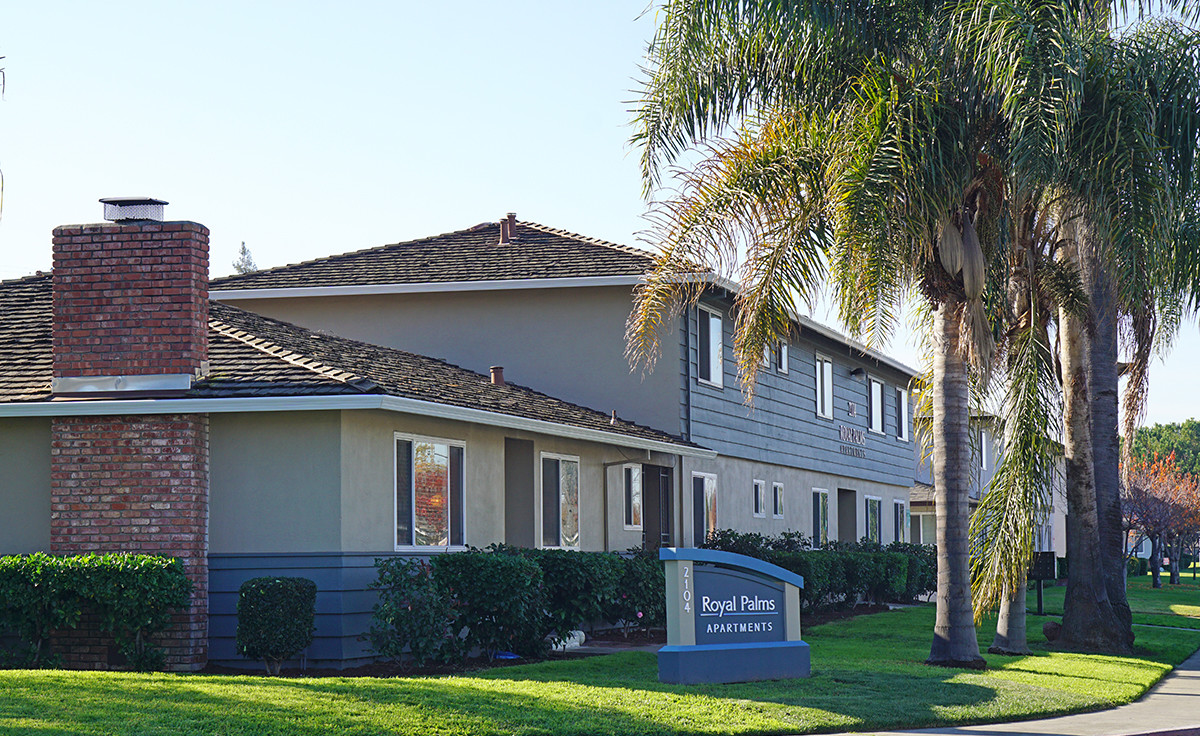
[210,220,655,291]
[0,275,695,449]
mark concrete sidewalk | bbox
[827,647,1200,736]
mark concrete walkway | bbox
[826,647,1200,736]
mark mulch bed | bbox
[199,604,894,678]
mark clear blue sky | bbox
[1,1,1195,428]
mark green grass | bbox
[1,606,1198,736]
[1037,573,1200,628]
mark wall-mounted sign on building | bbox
[658,547,810,684]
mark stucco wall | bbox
[0,417,51,554]
[218,286,681,434]
[209,411,343,554]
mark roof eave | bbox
[211,275,645,301]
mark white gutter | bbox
[0,394,715,459]
[210,275,644,301]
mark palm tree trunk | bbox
[927,296,986,669]
[1058,246,1132,653]
[989,583,1030,655]
[1081,243,1135,648]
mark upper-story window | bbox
[697,306,723,388]
[542,454,580,549]
[395,434,465,549]
[895,387,910,441]
[777,342,789,373]
[980,429,989,470]
[815,354,833,419]
[868,377,884,433]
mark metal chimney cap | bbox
[99,197,169,222]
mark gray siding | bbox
[683,299,916,488]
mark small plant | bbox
[368,558,461,668]
[236,577,316,675]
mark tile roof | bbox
[210,220,655,291]
[0,275,694,449]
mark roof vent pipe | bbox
[100,197,168,222]
[490,366,505,385]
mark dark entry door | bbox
[641,465,673,550]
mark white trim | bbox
[393,432,467,551]
[752,479,767,518]
[772,482,785,519]
[0,394,715,459]
[540,452,581,550]
[211,275,645,301]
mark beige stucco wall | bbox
[679,454,911,547]
[338,409,670,553]
[209,411,343,554]
[0,417,51,555]
[217,287,682,434]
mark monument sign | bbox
[659,547,811,684]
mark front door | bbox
[641,465,673,550]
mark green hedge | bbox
[0,553,192,670]
[236,577,317,675]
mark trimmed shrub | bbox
[0,553,191,670]
[236,577,316,675]
[610,547,666,633]
[500,547,623,645]
[432,551,548,659]
[1057,556,1069,580]
[885,542,937,601]
[368,558,461,668]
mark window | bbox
[753,479,766,518]
[893,500,907,543]
[812,489,829,546]
[980,429,989,469]
[777,342,789,373]
[623,464,642,530]
[697,306,723,387]
[896,388,910,441]
[865,496,882,544]
[815,354,833,419]
[772,482,785,519]
[761,346,771,368]
[395,435,464,549]
[868,377,884,433]
[692,473,718,544]
[542,454,580,549]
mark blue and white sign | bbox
[658,548,810,684]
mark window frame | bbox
[812,488,829,547]
[697,305,724,388]
[691,471,718,545]
[865,495,882,544]
[893,499,907,543]
[815,353,834,420]
[622,463,643,532]
[753,478,766,518]
[777,341,789,374]
[393,432,467,552]
[540,452,582,550]
[772,482,785,519]
[980,429,989,470]
[867,376,885,434]
[895,387,910,442]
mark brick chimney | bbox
[48,198,210,671]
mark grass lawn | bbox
[1,606,1198,736]
[1037,573,1200,629]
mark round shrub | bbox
[236,577,316,675]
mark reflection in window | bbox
[624,465,642,530]
[543,456,580,548]
[816,355,833,418]
[866,497,881,544]
[812,490,828,546]
[396,437,464,548]
[773,483,784,519]
[692,474,717,544]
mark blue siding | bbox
[682,298,916,487]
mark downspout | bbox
[684,308,693,441]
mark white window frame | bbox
[893,499,907,543]
[761,346,771,368]
[867,376,885,434]
[812,488,829,547]
[777,341,789,374]
[815,353,834,420]
[393,432,467,552]
[697,305,724,388]
[865,495,883,544]
[622,463,643,532]
[980,429,989,470]
[772,482,785,519]
[896,387,910,442]
[692,471,718,545]
[540,452,582,550]
[753,479,766,518]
